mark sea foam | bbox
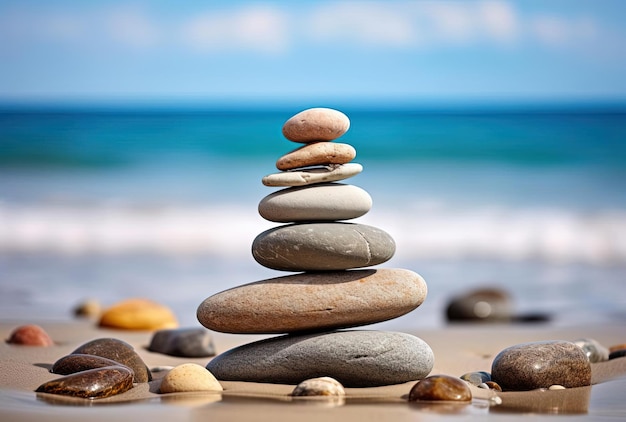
[1,201,625,266]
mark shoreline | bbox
[1,318,625,421]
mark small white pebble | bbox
[478,382,489,389]
[291,377,345,397]
[548,385,566,390]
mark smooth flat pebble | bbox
[159,363,223,393]
[252,222,395,271]
[276,142,356,171]
[491,340,591,391]
[408,375,472,402]
[72,338,152,383]
[206,330,434,388]
[282,108,350,143]
[6,324,54,346]
[148,327,216,358]
[36,366,134,399]
[51,354,133,376]
[262,163,363,187]
[258,183,372,223]
[197,268,427,334]
[98,298,178,331]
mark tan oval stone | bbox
[159,363,223,393]
[276,142,356,171]
[258,183,372,223]
[197,268,427,334]
[262,163,363,187]
[291,377,345,397]
[282,108,350,143]
[99,298,178,331]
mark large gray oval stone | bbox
[258,183,372,223]
[251,222,395,271]
[206,330,434,387]
[197,268,427,334]
[262,163,363,187]
[491,340,592,391]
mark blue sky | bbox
[1,0,625,106]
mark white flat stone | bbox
[262,163,363,187]
[258,183,372,222]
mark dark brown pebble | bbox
[36,365,134,399]
[52,354,134,376]
[445,288,512,323]
[6,324,54,346]
[484,381,502,391]
[72,338,151,382]
[609,349,626,360]
[408,375,472,402]
[491,340,591,391]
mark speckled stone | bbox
[6,324,54,346]
[282,108,350,143]
[206,330,434,388]
[573,338,609,363]
[258,183,372,223]
[276,142,356,171]
[98,298,178,330]
[460,371,491,386]
[35,366,134,399]
[148,327,216,357]
[262,163,363,187]
[51,354,133,376]
[197,269,427,334]
[408,375,472,402]
[291,377,345,397]
[491,341,591,391]
[72,338,152,383]
[159,363,223,393]
[252,222,395,271]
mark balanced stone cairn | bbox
[197,107,434,388]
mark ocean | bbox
[1,104,625,329]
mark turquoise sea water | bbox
[0,104,625,328]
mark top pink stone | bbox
[282,108,350,143]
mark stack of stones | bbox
[197,108,434,388]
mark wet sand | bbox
[1,319,625,421]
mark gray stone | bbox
[206,330,434,387]
[262,163,363,187]
[573,338,609,363]
[276,142,356,171]
[258,183,372,223]
[251,222,395,271]
[148,327,216,358]
[282,108,350,143]
[491,340,591,391]
[197,268,427,334]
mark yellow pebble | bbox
[160,363,223,393]
[99,298,178,330]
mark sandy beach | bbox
[1,316,625,422]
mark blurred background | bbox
[0,0,625,328]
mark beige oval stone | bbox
[99,298,178,330]
[258,183,372,223]
[159,363,223,393]
[276,142,356,171]
[197,268,427,334]
[282,108,350,143]
[262,163,363,187]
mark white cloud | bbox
[179,6,289,54]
